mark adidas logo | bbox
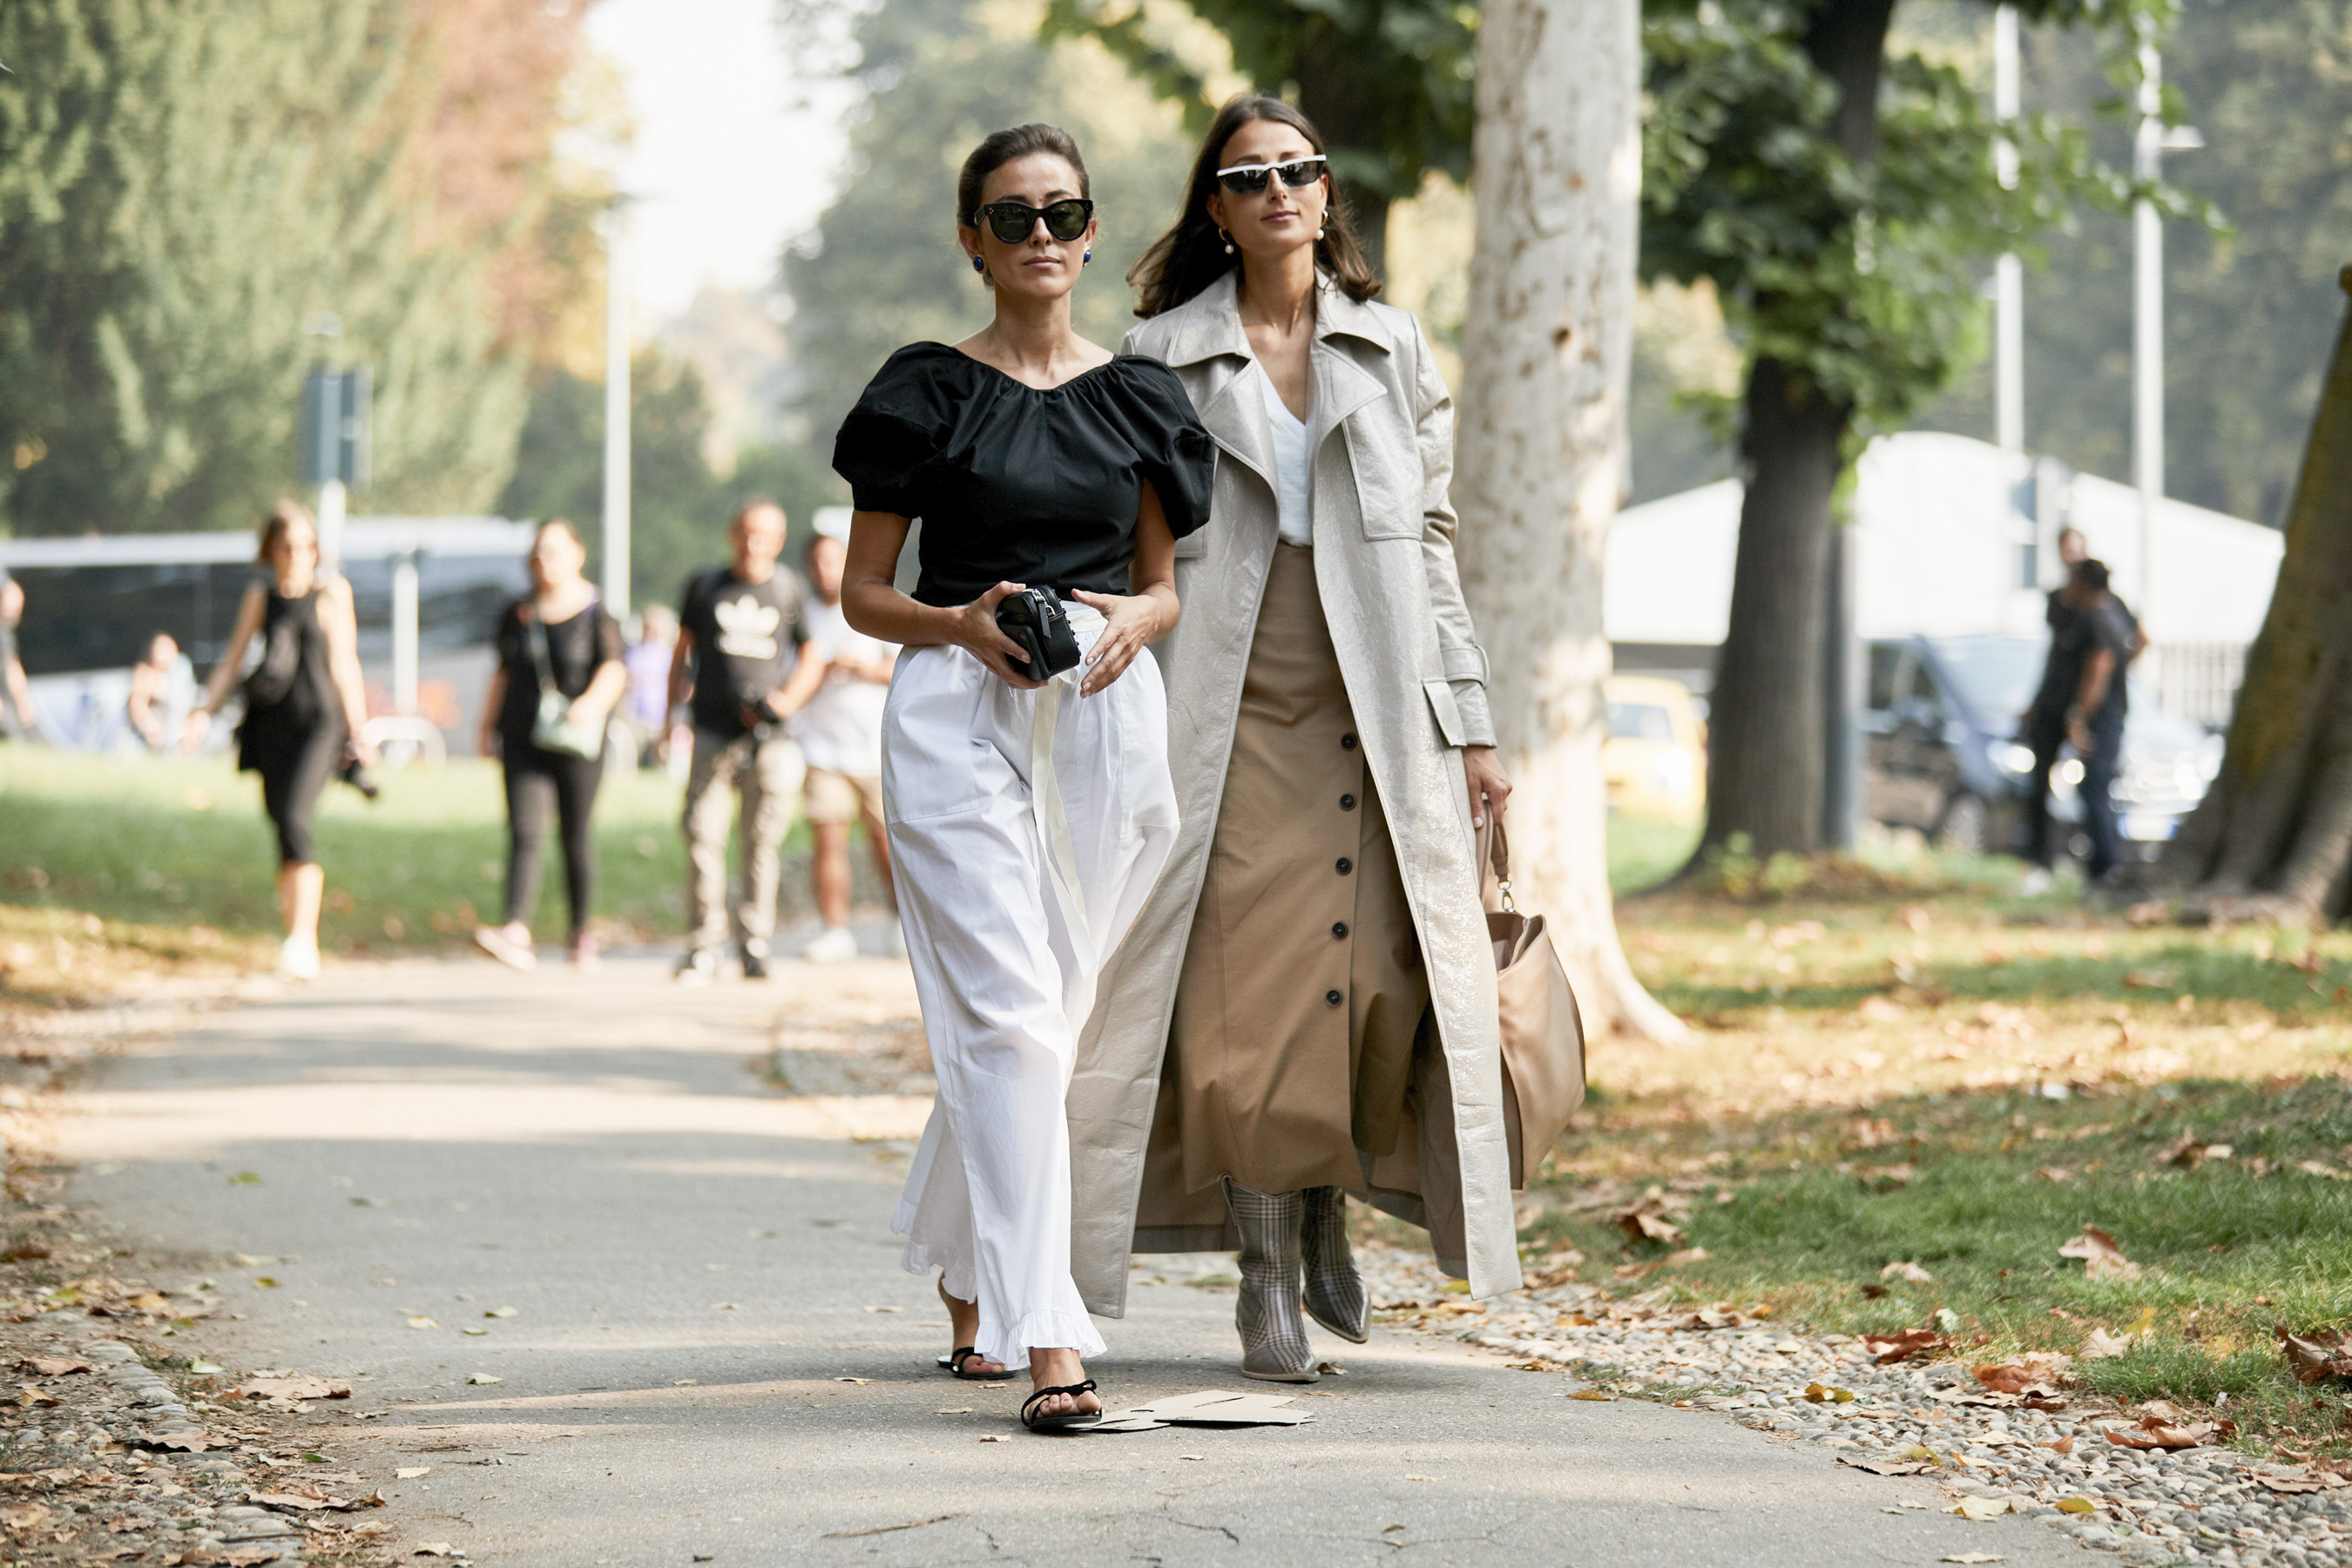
[713,594,781,659]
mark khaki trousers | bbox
[683,727,805,950]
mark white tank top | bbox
[1255,361,1313,548]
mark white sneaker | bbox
[2017,867,2056,897]
[802,925,858,964]
[277,937,320,981]
[473,923,538,971]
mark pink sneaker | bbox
[568,932,602,972]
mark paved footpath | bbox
[53,954,2093,1567]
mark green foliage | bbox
[1913,0,2352,526]
[781,0,1191,463]
[0,0,535,536]
[1639,0,2153,442]
[1042,0,1477,202]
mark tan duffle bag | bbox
[1477,820,1587,1189]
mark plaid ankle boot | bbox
[1299,1185,1369,1343]
[1222,1178,1319,1383]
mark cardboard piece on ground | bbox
[1086,1389,1314,1433]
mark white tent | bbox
[1606,431,2284,649]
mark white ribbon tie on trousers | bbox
[1028,667,1098,982]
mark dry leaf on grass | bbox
[1610,1193,1686,1246]
[2274,1321,2352,1384]
[2058,1225,2140,1280]
[2080,1327,2143,1360]
[1860,1329,1946,1365]
[1880,1260,1934,1283]
[1664,1247,1710,1266]
[2162,1137,2233,1170]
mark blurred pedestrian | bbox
[183,502,376,981]
[795,518,898,963]
[1102,95,1520,1383]
[668,500,824,983]
[622,602,679,773]
[831,122,1209,1427]
[2021,558,2138,888]
[126,632,184,751]
[473,519,627,971]
[0,573,37,740]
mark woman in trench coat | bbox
[1066,96,1523,1382]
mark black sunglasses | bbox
[1214,155,1328,196]
[976,198,1094,244]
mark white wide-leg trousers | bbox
[882,606,1176,1368]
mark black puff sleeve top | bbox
[831,343,1216,608]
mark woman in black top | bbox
[184,502,376,981]
[474,519,628,970]
[833,123,1214,1431]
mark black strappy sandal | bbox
[1020,1379,1102,1432]
[936,1348,1002,1381]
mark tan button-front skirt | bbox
[1164,543,1429,1196]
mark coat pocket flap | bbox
[1423,679,1468,747]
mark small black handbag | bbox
[994,588,1082,679]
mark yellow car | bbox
[1604,675,1707,826]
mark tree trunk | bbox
[1693,0,1892,860]
[2159,266,2352,926]
[1454,0,1683,1044]
[1701,359,1850,855]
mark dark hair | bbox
[956,124,1091,228]
[535,517,584,550]
[2076,558,2112,592]
[1130,95,1381,318]
[254,499,315,565]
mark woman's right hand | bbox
[180,709,213,754]
[952,582,1044,690]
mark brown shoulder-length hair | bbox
[253,499,316,565]
[1130,96,1380,319]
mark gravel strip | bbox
[1356,1242,2351,1567]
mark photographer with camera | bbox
[182,501,378,981]
[668,500,825,983]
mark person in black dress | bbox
[832,123,1214,1430]
[184,503,375,980]
[474,519,629,970]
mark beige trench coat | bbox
[1064,273,1522,1316]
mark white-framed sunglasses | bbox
[1214,155,1328,196]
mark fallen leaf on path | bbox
[411,1544,453,1558]
[1839,1456,1931,1476]
[1971,1354,2071,1398]
[2038,1436,2075,1455]
[396,1467,430,1479]
[484,1307,517,1318]
[1943,1555,2006,1564]
[835,1377,870,1386]
[226,1376,349,1401]
[1947,1495,2011,1519]
[1802,1382,1855,1403]
[2254,1471,2345,1495]
[17,1356,92,1376]
[2104,1414,2230,1450]
[0,1504,47,1529]
[2058,1226,2140,1280]
[1880,1260,1934,1283]
[2274,1321,2352,1384]
[1861,1330,1945,1365]
[14,1385,60,1407]
[231,1254,277,1267]
[2053,1496,2096,1514]
[462,1328,488,1336]
[406,1316,438,1329]
[1566,1389,1615,1402]
[979,1435,1010,1443]
[712,1301,738,1310]
[861,1305,903,1314]
[818,1512,964,1539]
[672,1379,698,1386]
[465,1374,501,1385]
[936,1408,972,1415]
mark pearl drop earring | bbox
[1220,228,1234,255]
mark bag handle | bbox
[1475,815,1517,914]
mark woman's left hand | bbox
[1069,590,1166,698]
[350,733,381,768]
[1463,745,1511,829]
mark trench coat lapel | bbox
[1150,273,1272,491]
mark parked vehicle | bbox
[1862,635,2221,859]
[1604,674,1707,827]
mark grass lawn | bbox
[1508,865,2352,1456]
[0,747,835,977]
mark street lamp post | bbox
[2132,35,2202,613]
[1994,3,2024,459]
[601,208,632,619]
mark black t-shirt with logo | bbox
[679,566,811,740]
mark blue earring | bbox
[971,255,985,273]
[1083,249,1092,264]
